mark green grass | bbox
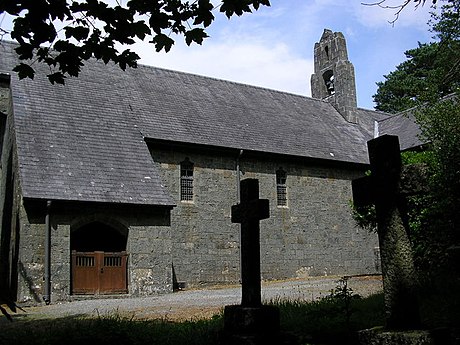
[1,313,224,345]
[1,293,385,345]
[272,292,385,344]
[418,272,460,330]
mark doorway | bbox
[71,221,128,295]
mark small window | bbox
[180,158,194,201]
[276,168,287,206]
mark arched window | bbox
[276,168,287,206]
[180,158,194,201]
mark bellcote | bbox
[310,29,358,124]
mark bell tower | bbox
[311,29,358,123]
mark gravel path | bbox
[7,275,382,322]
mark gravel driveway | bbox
[9,275,382,322]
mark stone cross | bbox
[353,135,423,330]
[231,178,269,307]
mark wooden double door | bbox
[71,251,128,294]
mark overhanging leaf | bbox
[47,72,66,85]
[151,33,175,52]
[185,28,208,46]
[12,63,35,80]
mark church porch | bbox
[14,199,173,305]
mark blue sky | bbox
[131,0,436,109]
[1,0,436,109]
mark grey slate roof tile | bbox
[123,65,374,164]
[0,40,419,205]
[378,112,424,151]
[1,42,174,206]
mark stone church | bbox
[0,29,421,304]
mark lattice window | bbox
[180,158,194,201]
[104,255,122,267]
[75,254,95,267]
[276,168,287,206]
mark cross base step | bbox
[358,327,455,345]
[220,305,289,345]
[219,332,298,345]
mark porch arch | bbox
[70,218,129,295]
[70,220,128,252]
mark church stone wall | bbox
[0,80,25,303]
[150,146,380,288]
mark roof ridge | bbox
[134,61,324,102]
[3,38,333,107]
[356,106,390,115]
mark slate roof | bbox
[354,107,392,137]
[1,42,174,206]
[120,66,377,164]
[0,41,404,205]
[378,111,424,151]
[340,106,424,151]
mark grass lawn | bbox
[1,291,385,345]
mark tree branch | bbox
[361,0,433,25]
[0,0,271,83]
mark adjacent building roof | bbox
[378,111,424,151]
[0,40,416,205]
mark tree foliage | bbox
[394,94,460,271]
[373,0,460,113]
[0,0,270,84]
[357,1,460,272]
[375,1,460,247]
[417,94,460,239]
[373,42,446,113]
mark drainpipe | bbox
[235,150,243,283]
[43,200,52,305]
[236,150,243,202]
